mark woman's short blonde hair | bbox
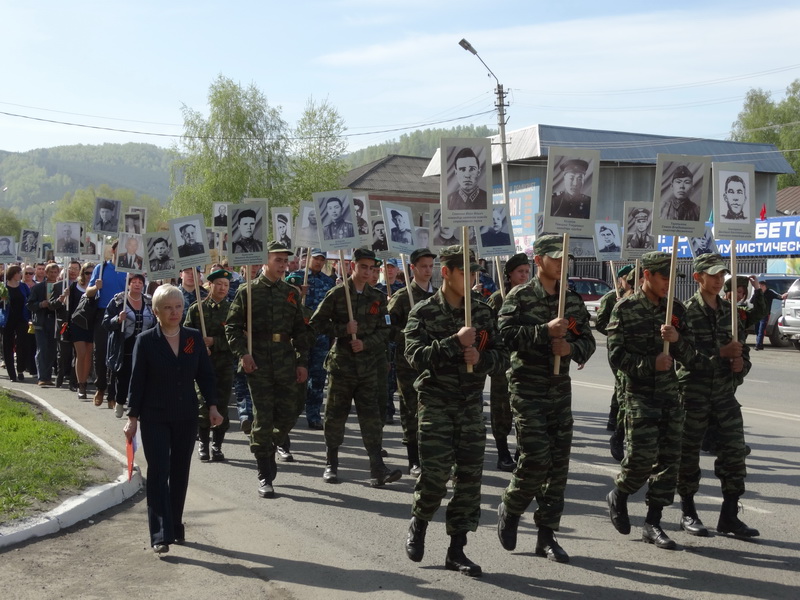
[151,284,184,313]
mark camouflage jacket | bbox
[309,278,389,373]
[607,291,694,408]
[225,274,310,370]
[404,288,508,401]
[595,289,624,336]
[498,276,595,391]
[677,291,750,398]
[388,280,437,371]
[736,288,768,330]
[184,296,234,366]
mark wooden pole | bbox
[246,265,253,355]
[338,250,357,341]
[634,258,641,294]
[730,241,738,341]
[554,233,570,375]
[384,260,392,300]
[462,227,473,374]
[302,247,311,306]
[401,253,415,308]
[196,281,208,339]
[662,237,679,355]
[495,256,506,299]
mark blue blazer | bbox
[128,325,216,422]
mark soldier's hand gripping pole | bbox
[339,250,357,341]
[554,233,570,375]
[662,237,679,355]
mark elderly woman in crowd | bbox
[123,285,221,554]
[2,265,33,382]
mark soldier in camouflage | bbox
[495,235,595,563]
[225,242,310,499]
[309,247,401,487]
[486,252,531,472]
[606,251,695,550]
[404,246,508,578]
[388,248,438,476]
[185,268,235,462]
[676,253,759,538]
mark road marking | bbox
[742,407,800,422]
[745,379,770,384]
[573,381,615,391]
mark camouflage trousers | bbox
[197,360,234,433]
[677,394,746,498]
[502,382,573,530]
[412,394,486,535]
[324,366,383,455]
[376,351,389,425]
[246,367,298,459]
[615,398,684,508]
[305,335,331,425]
[489,372,513,440]
[396,365,419,447]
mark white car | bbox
[777,278,800,351]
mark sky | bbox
[2,0,800,155]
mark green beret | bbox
[504,252,529,276]
[533,234,564,258]
[616,264,634,279]
[439,245,480,272]
[285,273,304,287]
[693,253,729,275]
[207,269,232,282]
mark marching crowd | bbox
[1,235,765,577]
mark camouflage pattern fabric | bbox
[607,291,695,507]
[595,289,625,427]
[486,290,512,439]
[497,276,595,528]
[404,288,508,534]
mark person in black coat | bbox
[123,284,222,554]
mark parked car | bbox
[568,276,613,324]
[736,274,797,347]
[777,278,800,351]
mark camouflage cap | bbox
[439,245,480,272]
[267,240,293,254]
[723,275,749,292]
[533,234,564,258]
[207,268,232,282]
[616,264,634,279]
[353,247,377,263]
[693,252,729,275]
[641,251,672,276]
[504,252,530,276]
[409,247,436,264]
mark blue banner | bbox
[657,216,800,257]
[492,178,541,237]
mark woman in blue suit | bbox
[123,284,223,554]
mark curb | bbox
[0,388,143,549]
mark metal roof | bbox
[343,154,438,195]
[423,124,795,176]
[777,186,800,215]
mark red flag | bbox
[760,203,767,221]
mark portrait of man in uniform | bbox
[660,164,701,221]
[371,220,388,252]
[319,196,355,241]
[94,198,119,233]
[447,147,488,211]
[720,174,748,221]
[20,230,39,255]
[124,213,142,234]
[353,197,370,235]
[626,208,654,250]
[148,236,175,272]
[82,234,98,257]
[232,209,264,254]
[480,206,512,247]
[275,213,292,249]
[56,223,79,254]
[550,158,591,219]
[116,234,144,270]
[0,236,14,256]
[176,222,205,257]
[214,203,229,228]
[596,224,621,253]
[389,209,414,244]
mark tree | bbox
[52,185,169,232]
[731,80,800,188]
[0,207,27,237]
[287,96,349,207]
[170,75,290,219]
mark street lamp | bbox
[459,38,511,296]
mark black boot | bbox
[369,454,402,488]
[276,435,294,462]
[256,454,275,498]
[717,494,759,537]
[407,442,421,478]
[495,436,516,472]
[323,447,339,483]
[607,488,631,534]
[197,428,210,462]
[445,533,482,577]
[497,501,520,551]
[642,505,676,550]
[405,516,428,562]
[680,495,708,536]
[535,525,569,563]
[210,429,225,462]
[609,427,625,462]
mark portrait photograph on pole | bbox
[593,221,622,261]
[55,222,81,256]
[543,146,600,237]
[369,205,388,255]
[313,189,358,252]
[228,202,267,267]
[352,193,372,248]
[213,202,230,231]
[294,201,319,250]
[123,212,142,235]
[271,206,294,250]
[621,201,655,261]
[440,137,493,228]
[170,214,210,270]
[382,201,416,256]
[713,162,756,241]
[479,202,515,258]
[689,224,718,258]
[92,197,121,234]
[80,229,100,261]
[130,206,147,232]
[144,232,177,280]
[0,235,16,259]
[652,153,710,239]
[19,228,40,258]
[116,233,145,274]
[431,208,477,250]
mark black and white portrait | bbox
[81,231,99,260]
[689,225,718,258]
[431,209,477,249]
[169,214,210,271]
[660,163,702,222]
[294,201,319,248]
[550,157,592,219]
[352,195,370,236]
[415,227,430,250]
[480,205,512,247]
[371,218,387,252]
[56,222,81,255]
[116,233,145,273]
[272,207,293,249]
[719,174,748,222]
[625,206,654,250]
[313,190,357,251]
[595,223,621,253]
[713,162,756,241]
[93,198,121,234]
[0,236,15,257]
[19,229,39,256]
[382,202,416,255]
[206,228,215,251]
[124,212,142,235]
[145,233,176,274]
[213,202,229,229]
[231,206,264,254]
[130,206,147,232]
[440,137,493,229]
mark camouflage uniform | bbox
[486,291,513,444]
[376,277,405,422]
[405,287,507,534]
[498,273,595,530]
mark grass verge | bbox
[0,391,101,524]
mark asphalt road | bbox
[2,335,799,600]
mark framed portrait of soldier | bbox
[228,202,267,267]
[144,232,177,280]
[431,209,477,250]
[713,162,756,241]
[369,206,389,256]
[621,202,655,260]
[271,206,293,249]
[313,189,358,252]
[92,197,121,235]
[213,202,230,231]
[55,222,81,257]
[294,201,319,249]
[352,193,372,248]
[123,212,142,235]
[440,137,493,229]
[414,227,430,250]
[19,229,39,258]
[116,233,145,274]
[543,146,600,238]
[652,154,709,239]
[42,243,54,262]
[80,230,100,261]
[131,207,148,232]
[0,235,16,259]
[479,203,515,257]
[382,201,416,256]
[170,214,210,270]
[593,221,622,261]
[689,225,718,258]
